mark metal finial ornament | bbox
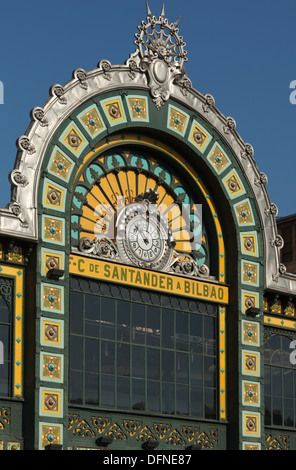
[130,3,190,109]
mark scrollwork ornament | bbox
[270,235,284,249]
[265,203,278,218]
[51,84,67,104]
[132,4,188,109]
[8,201,22,216]
[272,263,287,282]
[254,172,268,187]
[79,236,118,260]
[17,135,36,155]
[223,116,236,134]
[31,107,48,127]
[202,93,215,113]
[98,60,112,81]
[127,59,138,80]
[73,68,88,90]
[241,143,254,160]
[9,169,29,188]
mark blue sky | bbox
[0,0,295,217]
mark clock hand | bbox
[135,223,149,245]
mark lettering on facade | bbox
[70,254,228,303]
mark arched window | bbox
[264,334,296,427]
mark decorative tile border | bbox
[39,422,63,450]
[207,142,231,174]
[41,215,65,245]
[40,351,64,383]
[40,317,64,349]
[242,380,260,407]
[42,178,66,212]
[167,104,189,136]
[59,122,88,156]
[100,96,127,126]
[233,199,255,227]
[40,248,65,277]
[127,96,149,122]
[222,169,246,199]
[41,283,64,314]
[39,387,63,417]
[48,146,75,182]
[242,350,260,377]
[77,104,106,138]
[241,260,260,287]
[241,290,259,313]
[242,410,261,438]
[241,320,260,347]
[188,119,212,153]
[240,231,259,258]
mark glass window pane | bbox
[162,382,174,415]
[176,312,188,351]
[190,315,202,353]
[176,352,188,384]
[191,355,202,387]
[284,370,293,398]
[85,294,100,337]
[0,361,9,397]
[117,343,130,377]
[204,356,216,387]
[85,373,98,405]
[0,297,10,323]
[101,374,114,407]
[70,292,83,334]
[70,370,82,404]
[264,366,271,395]
[85,338,98,373]
[265,395,271,425]
[176,384,188,415]
[204,317,215,356]
[148,381,160,412]
[146,306,160,347]
[117,376,130,410]
[162,350,174,382]
[132,345,145,379]
[101,341,115,375]
[132,378,145,411]
[191,387,202,417]
[147,348,160,380]
[117,300,130,342]
[273,396,282,425]
[162,309,174,349]
[0,325,9,360]
[132,304,145,344]
[272,368,282,396]
[101,298,115,339]
[70,335,83,371]
[284,398,294,427]
[205,387,216,419]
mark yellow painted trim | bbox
[264,315,296,330]
[69,254,229,304]
[0,264,24,397]
[219,306,226,420]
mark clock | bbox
[116,196,175,271]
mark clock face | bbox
[127,216,164,262]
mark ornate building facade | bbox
[0,5,295,450]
